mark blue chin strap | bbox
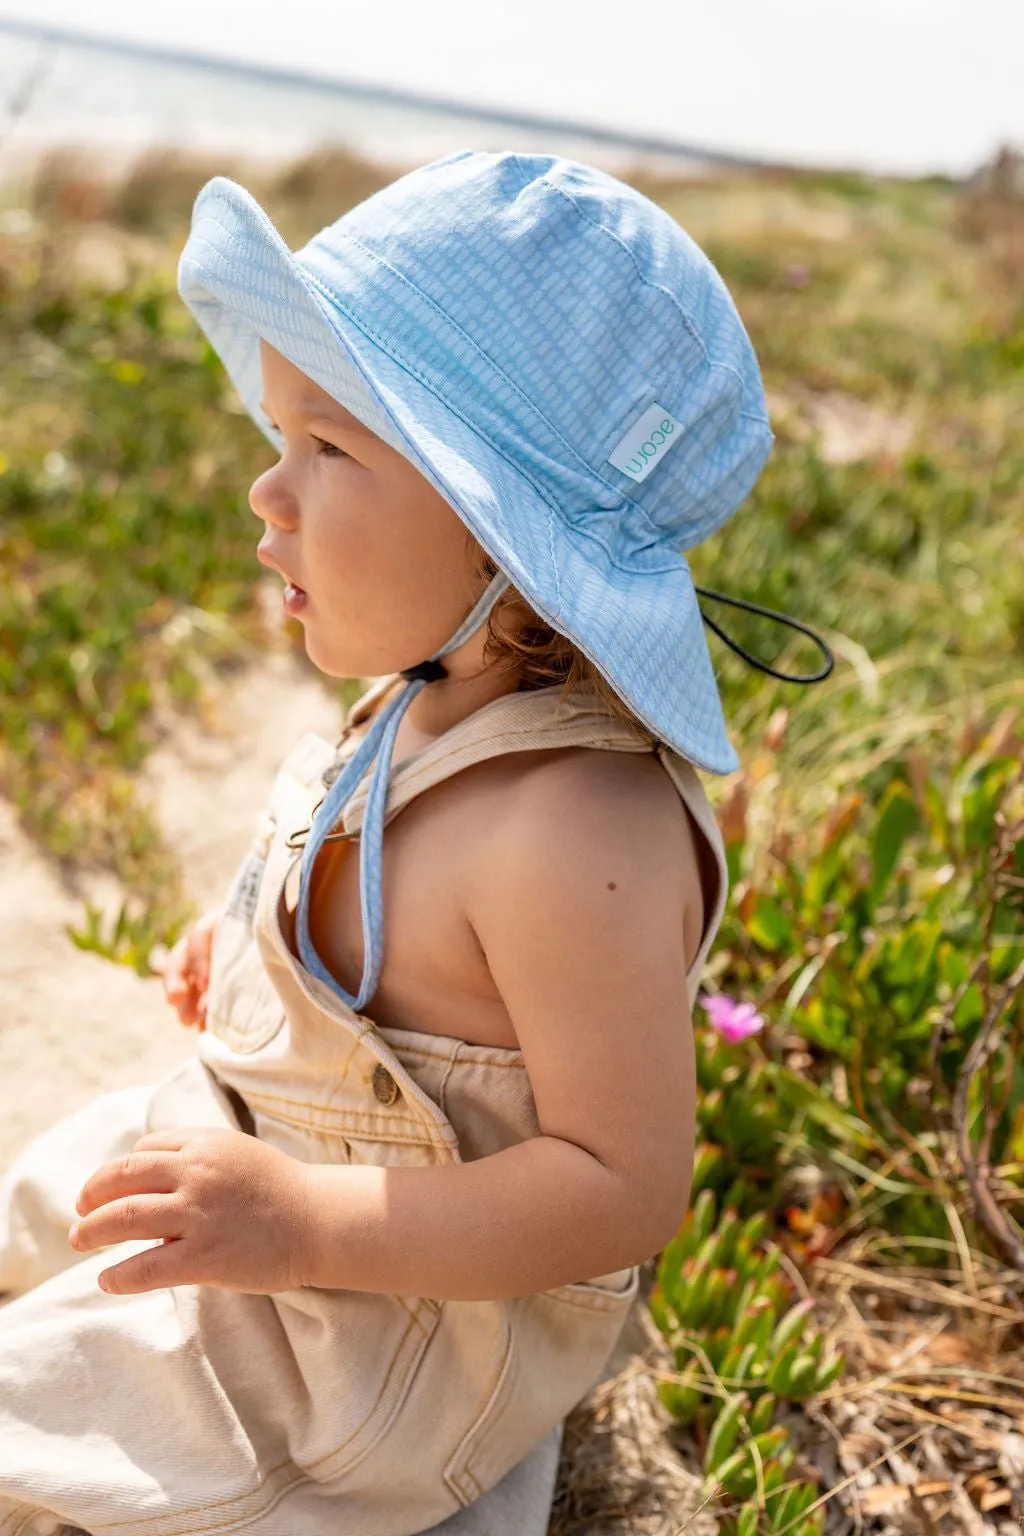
[294,570,510,1013]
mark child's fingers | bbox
[164,968,192,1005]
[133,1130,195,1153]
[178,985,203,1028]
[193,948,210,995]
[69,1194,182,1255]
[163,938,193,998]
[195,908,222,940]
[98,1237,192,1295]
[75,1150,181,1218]
[191,911,221,989]
[165,980,201,1028]
[166,930,191,966]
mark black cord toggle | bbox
[694,585,834,685]
[399,657,449,683]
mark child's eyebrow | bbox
[259,401,372,438]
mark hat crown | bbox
[176,153,768,776]
[296,150,771,557]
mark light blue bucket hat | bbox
[177,149,780,1010]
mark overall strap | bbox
[338,681,653,838]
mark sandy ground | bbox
[0,647,340,1170]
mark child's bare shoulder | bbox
[465,743,708,968]
[475,743,705,900]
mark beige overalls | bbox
[0,679,727,1536]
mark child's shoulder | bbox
[483,740,687,839]
[465,742,710,956]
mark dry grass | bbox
[553,1237,1024,1534]
[551,1290,722,1536]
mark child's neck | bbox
[391,665,523,761]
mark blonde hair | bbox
[465,531,659,747]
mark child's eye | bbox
[313,436,347,459]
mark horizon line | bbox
[0,12,796,173]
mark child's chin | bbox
[302,635,362,681]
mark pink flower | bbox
[701,993,766,1044]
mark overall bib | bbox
[0,679,727,1536]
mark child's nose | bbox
[248,467,297,530]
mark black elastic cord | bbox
[694,585,834,685]
[399,658,449,683]
[398,593,833,688]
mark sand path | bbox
[0,649,339,1169]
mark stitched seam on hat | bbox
[547,505,563,605]
[296,262,563,518]
[540,178,750,399]
[563,514,686,576]
[305,265,677,564]
[324,229,602,480]
[510,152,541,194]
[304,233,670,537]
[307,265,693,578]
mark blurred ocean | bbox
[0,21,726,181]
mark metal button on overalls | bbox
[372,1063,400,1105]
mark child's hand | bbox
[68,1127,314,1296]
[160,908,222,1030]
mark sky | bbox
[1,0,1022,176]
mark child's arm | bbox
[302,754,704,1299]
[71,755,705,1300]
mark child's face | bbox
[251,340,484,679]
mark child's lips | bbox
[256,542,307,597]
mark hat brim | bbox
[178,176,740,774]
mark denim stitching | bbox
[243,1088,430,1131]
[458,1324,523,1500]
[445,1316,516,1503]
[83,1457,304,1530]
[385,1044,527,1070]
[300,1303,440,1474]
[437,1047,460,1120]
[243,1110,445,1148]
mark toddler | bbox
[0,149,818,1534]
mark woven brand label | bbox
[607,401,682,484]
